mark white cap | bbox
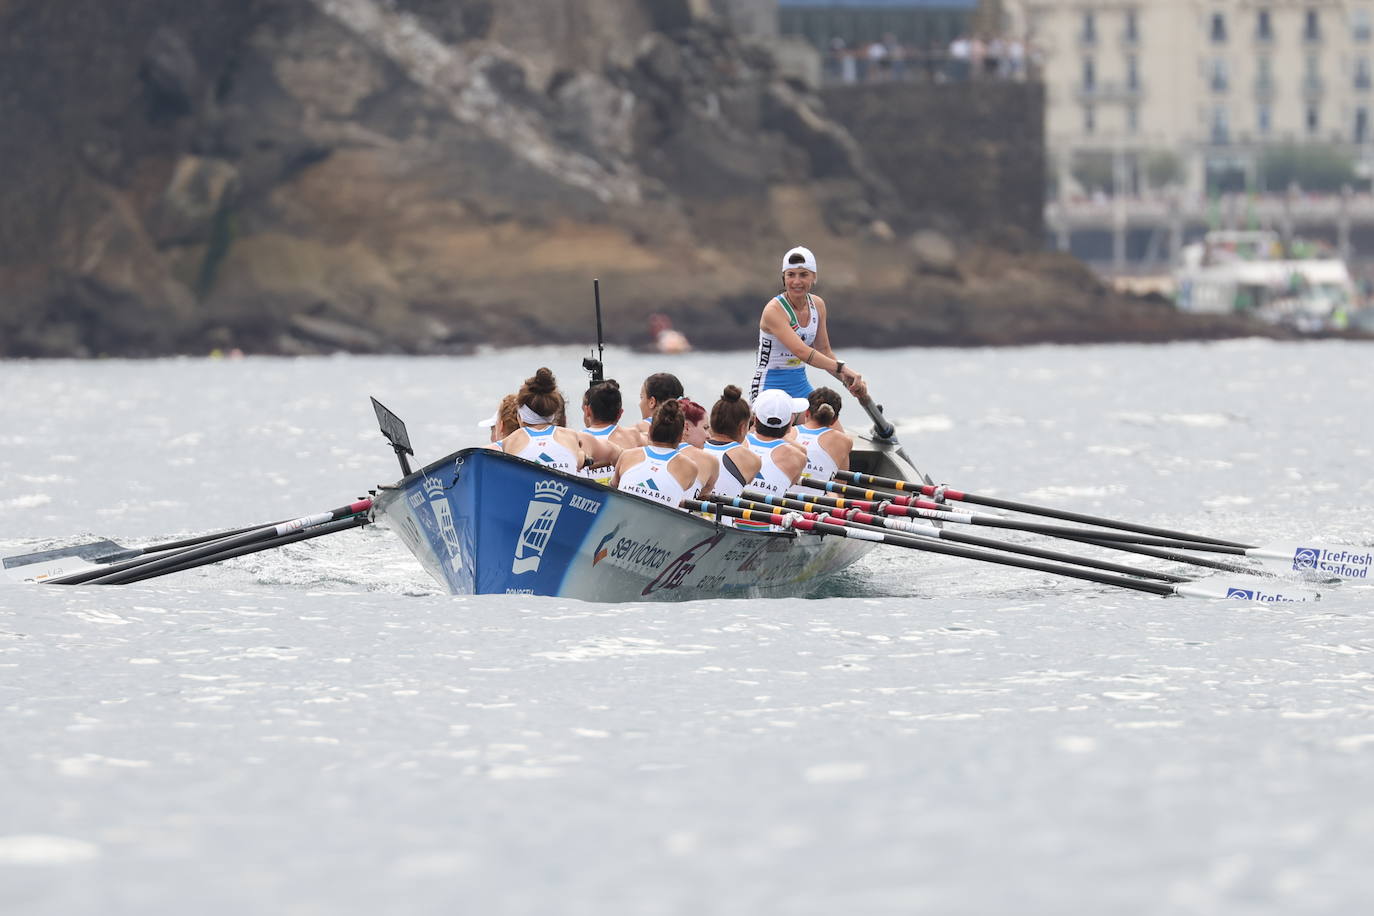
[781,245,817,274]
[752,389,809,429]
[476,412,499,428]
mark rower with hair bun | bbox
[794,386,853,480]
[614,399,717,510]
[498,367,586,473]
[700,385,763,506]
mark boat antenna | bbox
[582,278,606,383]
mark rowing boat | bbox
[370,429,928,601]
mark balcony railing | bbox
[1254,79,1277,100]
[1303,75,1325,95]
[1075,81,1145,102]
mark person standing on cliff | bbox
[749,246,866,405]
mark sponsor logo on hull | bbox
[513,479,570,575]
[424,475,463,572]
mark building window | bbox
[1127,104,1139,134]
[1127,55,1139,90]
[1081,11,1096,44]
[1211,105,1229,143]
[1211,58,1229,92]
[1357,8,1373,42]
[1257,9,1273,41]
[1358,58,1372,90]
[1304,9,1321,41]
[1357,107,1370,143]
[1082,57,1096,90]
[1084,105,1096,135]
[1210,12,1227,43]
[1307,105,1320,133]
[1258,104,1272,134]
[1305,54,1322,92]
[1257,57,1273,91]
[1124,9,1139,43]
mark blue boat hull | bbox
[373,442,919,601]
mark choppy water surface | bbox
[2,341,1373,914]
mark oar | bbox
[115,515,370,584]
[805,477,1359,578]
[727,490,1188,582]
[2,520,297,584]
[46,499,373,586]
[684,499,1320,602]
[855,394,933,486]
[803,486,1255,553]
[785,485,1269,576]
[835,470,1247,547]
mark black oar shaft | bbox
[49,500,371,586]
[730,492,1188,583]
[117,516,369,583]
[836,470,1252,549]
[686,499,1176,596]
[805,478,1249,554]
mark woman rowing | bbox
[751,245,866,402]
[614,399,717,510]
[498,367,586,473]
[700,385,762,505]
[578,379,639,484]
[793,386,853,480]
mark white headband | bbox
[518,404,555,426]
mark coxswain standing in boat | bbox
[634,372,685,444]
[793,386,853,479]
[498,368,586,473]
[752,246,867,403]
[700,385,763,506]
[578,380,640,485]
[615,399,718,510]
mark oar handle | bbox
[857,395,895,440]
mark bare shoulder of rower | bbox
[781,440,809,478]
[732,444,763,479]
[759,296,791,331]
[610,427,642,450]
[500,429,530,453]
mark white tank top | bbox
[617,446,696,509]
[510,425,578,474]
[795,425,839,480]
[579,423,617,485]
[755,294,818,373]
[745,432,795,495]
[702,440,750,500]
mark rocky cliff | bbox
[0,0,1288,357]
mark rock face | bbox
[0,0,1311,357]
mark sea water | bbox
[1,341,1372,914]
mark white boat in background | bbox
[1174,230,1360,332]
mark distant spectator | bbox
[948,34,971,82]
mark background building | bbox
[777,0,980,49]
[1013,0,1374,198]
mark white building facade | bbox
[1014,0,1374,196]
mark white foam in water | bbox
[1,343,1373,913]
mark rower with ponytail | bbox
[795,386,853,481]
